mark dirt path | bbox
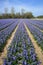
[24,23,43,65]
[0,24,19,65]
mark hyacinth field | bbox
[0,19,43,65]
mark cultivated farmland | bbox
[0,19,43,65]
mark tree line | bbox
[0,7,34,19]
[0,7,43,19]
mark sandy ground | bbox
[0,24,19,65]
[24,23,43,65]
[30,19,43,20]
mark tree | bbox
[4,8,8,14]
[15,12,21,18]
[21,8,25,18]
[11,7,15,18]
[4,8,8,18]
[37,15,43,18]
[24,12,34,18]
[21,8,25,14]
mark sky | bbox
[0,0,43,16]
